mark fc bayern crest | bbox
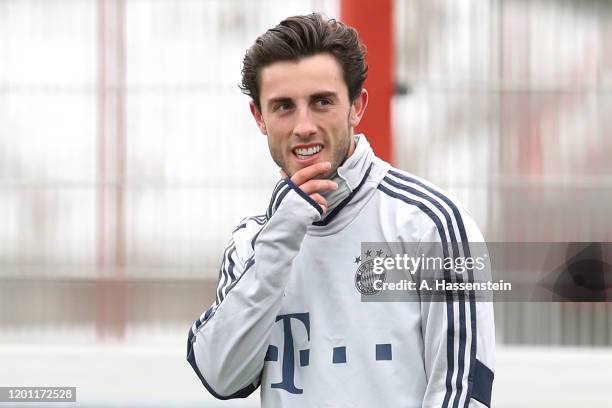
[355,255,386,295]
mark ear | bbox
[349,88,368,129]
[249,100,267,135]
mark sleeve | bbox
[186,178,323,399]
[417,207,495,408]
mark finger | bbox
[291,162,331,186]
[309,193,327,207]
[300,179,338,195]
[309,193,328,214]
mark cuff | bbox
[266,179,323,219]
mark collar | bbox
[320,133,374,215]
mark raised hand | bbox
[280,162,338,214]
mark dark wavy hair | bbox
[240,13,368,111]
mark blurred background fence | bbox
[1,0,611,406]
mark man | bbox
[187,13,494,407]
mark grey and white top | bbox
[187,134,495,408]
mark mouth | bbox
[292,143,324,165]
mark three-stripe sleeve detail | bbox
[233,214,267,233]
[266,180,291,219]
[378,170,477,408]
[196,228,264,338]
[388,169,477,408]
[205,176,318,324]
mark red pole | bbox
[96,0,126,340]
[341,0,394,164]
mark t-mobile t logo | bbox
[265,312,310,394]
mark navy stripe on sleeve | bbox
[266,180,289,218]
[388,170,478,408]
[233,214,267,232]
[377,182,457,407]
[384,172,473,407]
[187,327,259,400]
[216,243,235,305]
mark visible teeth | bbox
[295,146,322,157]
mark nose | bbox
[293,106,317,139]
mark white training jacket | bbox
[187,135,495,408]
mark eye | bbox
[274,102,293,112]
[315,98,332,107]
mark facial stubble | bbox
[268,112,353,180]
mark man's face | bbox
[250,53,367,178]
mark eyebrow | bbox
[267,97,292,108]
[309,91,338,101]
[266,91,339,110]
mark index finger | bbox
[291,162,332,186]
